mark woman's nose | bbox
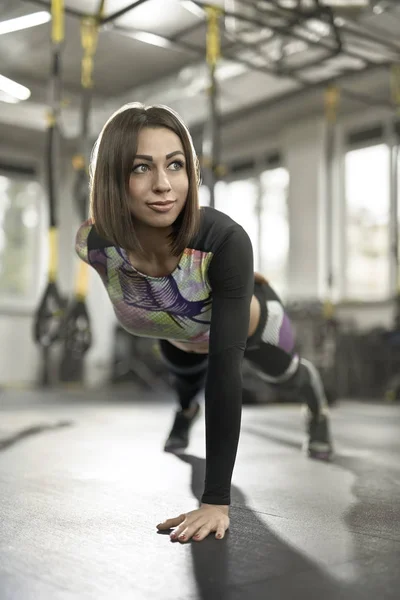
[153,168,172,192]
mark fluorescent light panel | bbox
[0,91,20,104]
[129,31,173,49]
[0,75,31,101]
[0,11,51,36]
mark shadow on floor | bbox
[335,454,400,597]
[237,425,400,599]
[242,424,302,451]
[174,453,363,600]
[0,421,73,452]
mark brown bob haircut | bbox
[89,102,201,255]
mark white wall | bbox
[0,144,45,386]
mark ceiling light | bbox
[113,26,198,53]
[0,91,20,104]
[114,27,175,49]
[130,31,172,48]
[0,75,31,101]
[0,11,51,36]
[372,4,384,14]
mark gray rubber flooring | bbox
[0,388,399,600]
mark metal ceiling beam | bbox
[264,0,400,56]
[228,44,340,78]
[189,1,391,70]
[222,45,391,109]
[240,1,345,71]
[101,0,151,24]
[253,0,339,40]
[111,24,203,56]
[112,23,392,111]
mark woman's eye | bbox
[132,164,149,174]
[168,160,185,171]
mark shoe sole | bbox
[307,446,334,461]
[164,441,189,454]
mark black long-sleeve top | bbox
[75,207,254,505]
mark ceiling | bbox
[0,0,400,152]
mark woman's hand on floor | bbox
[156,503,230,542]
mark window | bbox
[345,144,390,300]
[259,168,289,297]
[0,173,44,307]
[215,178,260,269]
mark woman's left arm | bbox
[157,224,254,542]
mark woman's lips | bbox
[147,201,176,213]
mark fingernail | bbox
[194,535,200,540]
[179,535,186,540]
[216,534,222,539]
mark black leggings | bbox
[159,282,327,415]
[159,339,208,410]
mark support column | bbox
[282,117,329,299]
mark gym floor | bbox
[1,388,399,600]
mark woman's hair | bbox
[89,102,201,255]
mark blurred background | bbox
[1,0,400,404]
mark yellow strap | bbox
[80,17,100,89]
[46,111,56,127]
[75,260,90,299]
[205,5,222,68]
[214,164,227,177]
[80,0,105,90]
[324,85,340,124]
[48,226,58,282]
[51,0,65,44]
[322,299,334,320]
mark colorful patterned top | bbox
[75,207,254,505]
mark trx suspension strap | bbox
[202,5,223,208]
[323,84,340,321]
[33,0,66,386]
[59,2,105,382]
[322,84,340,404]
[390,64,400,329]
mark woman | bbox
[75,102,333,544]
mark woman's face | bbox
[128,126,189,229]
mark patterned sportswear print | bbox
[76,220,214,343]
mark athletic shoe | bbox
[164,402,201,453]
[306,411,334,460]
